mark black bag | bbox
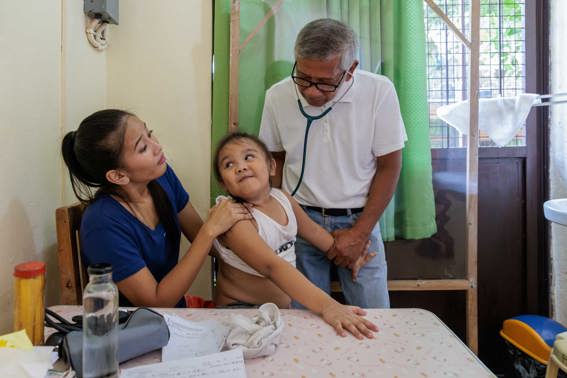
[45,308,170,377]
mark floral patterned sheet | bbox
[49,306,495,378]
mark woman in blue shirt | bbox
[61,109,251,307]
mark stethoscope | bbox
[290,74,355,196]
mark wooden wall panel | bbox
[386,151,527,374]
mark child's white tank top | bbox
[213,188,297,277]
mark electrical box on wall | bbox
[84,0,119,25]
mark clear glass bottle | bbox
[82,264,119,378]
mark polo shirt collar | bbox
[294,71,357,109]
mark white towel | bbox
[224,303,284,359]
[436,93,540,147]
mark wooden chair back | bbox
[55,204,87,304]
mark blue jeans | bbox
[294,208,390,309]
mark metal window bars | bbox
[425,0,527,148]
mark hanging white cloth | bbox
[436,93,540,147]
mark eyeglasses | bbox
[291,62,346,93]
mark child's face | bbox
[217,139,275,200]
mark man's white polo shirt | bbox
[259,69,407,209]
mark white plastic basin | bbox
[544,198,567,226]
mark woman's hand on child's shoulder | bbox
[204,198,253,237]
[321,302,379,340]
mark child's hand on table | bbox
[321,302,379,340]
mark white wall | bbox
[0,0,63,334]
[0,0,107,334]
[549,0,567,324]
[107,0,213,298]
[0,0,212,334]
[61,0,107,205]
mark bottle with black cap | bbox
[82,263,119,378]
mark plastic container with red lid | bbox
[13,261,46,278]
[13,260,46,345]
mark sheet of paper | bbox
[0,346,55,378]
[121,349,246,378]
[0,329,33,350]
[162,313,229,361]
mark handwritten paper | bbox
[162,314,229,361]
[120,349,246,378]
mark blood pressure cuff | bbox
[62,307,170,376]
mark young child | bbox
[212,132,378,339]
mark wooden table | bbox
[49,306,495,377]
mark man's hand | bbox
[327,228,369,267]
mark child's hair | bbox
[213,132,272,184]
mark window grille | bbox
[425,0,526,148]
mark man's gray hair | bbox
[294,18,359,70]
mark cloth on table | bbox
[224,303,284,359]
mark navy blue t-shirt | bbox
[81,165,190,308]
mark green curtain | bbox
[212,0,437,240]
[380,1,437,239]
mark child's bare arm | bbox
[284,192,375,281]
[284,193,334,253]
[222,221,378,339]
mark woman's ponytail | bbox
[61,131,95,203]
[61,109,131,204]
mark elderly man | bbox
[259,18,407,308]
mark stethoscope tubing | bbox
[290,75,355,197]
[290,102,333,196]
